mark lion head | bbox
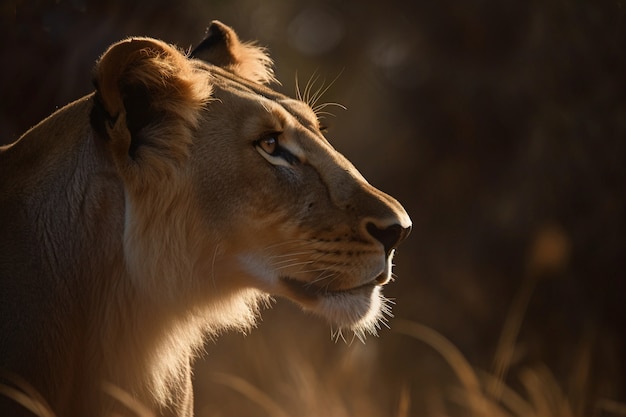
[0,20,410,415]
[90,20,411,339]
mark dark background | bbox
[1,1,624,416]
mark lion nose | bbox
[366,222,411,255]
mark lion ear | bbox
[191,20,276,85]
[92,37,212,177]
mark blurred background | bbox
[1,1,624,416]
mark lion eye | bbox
[258,136,278,155]
[254,133,299,167]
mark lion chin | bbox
[319,285,393,342]
[0,19,410,417]
[284,276,386,323]
[279,272,394,341]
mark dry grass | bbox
[0,372,55,417]
[394,319,577,417]
[2,319,624,417]
[199,317,624,417]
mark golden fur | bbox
[0,21,411,417]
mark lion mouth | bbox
[280,274,385,302]
[278,273,393,338]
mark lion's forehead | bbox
[207,65,335,159]
[277,98,319,125]
[204,64,317,124]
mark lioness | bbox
[0,21,411,417]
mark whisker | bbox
[308,69,344,108]
[303,71,320,106]
[314,112,335,120]
[307,271,337,286]
[269,258,302,266]
[268,250,319,259]
[312,102,347,119]
[331,327,347,344]
[263,239,312,249]
[353,329,366,344]
[210,244,222,290]
[261,239,313,254]
[312,102,347,112]
[272,260,315,271]
[290,268,331,275]
[294,70,302,102]
[319,275,339,288]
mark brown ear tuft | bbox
[93,37,212,180]
[191,20,277,85]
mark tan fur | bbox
[0,21,411,417]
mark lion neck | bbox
[2,96,264,414]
